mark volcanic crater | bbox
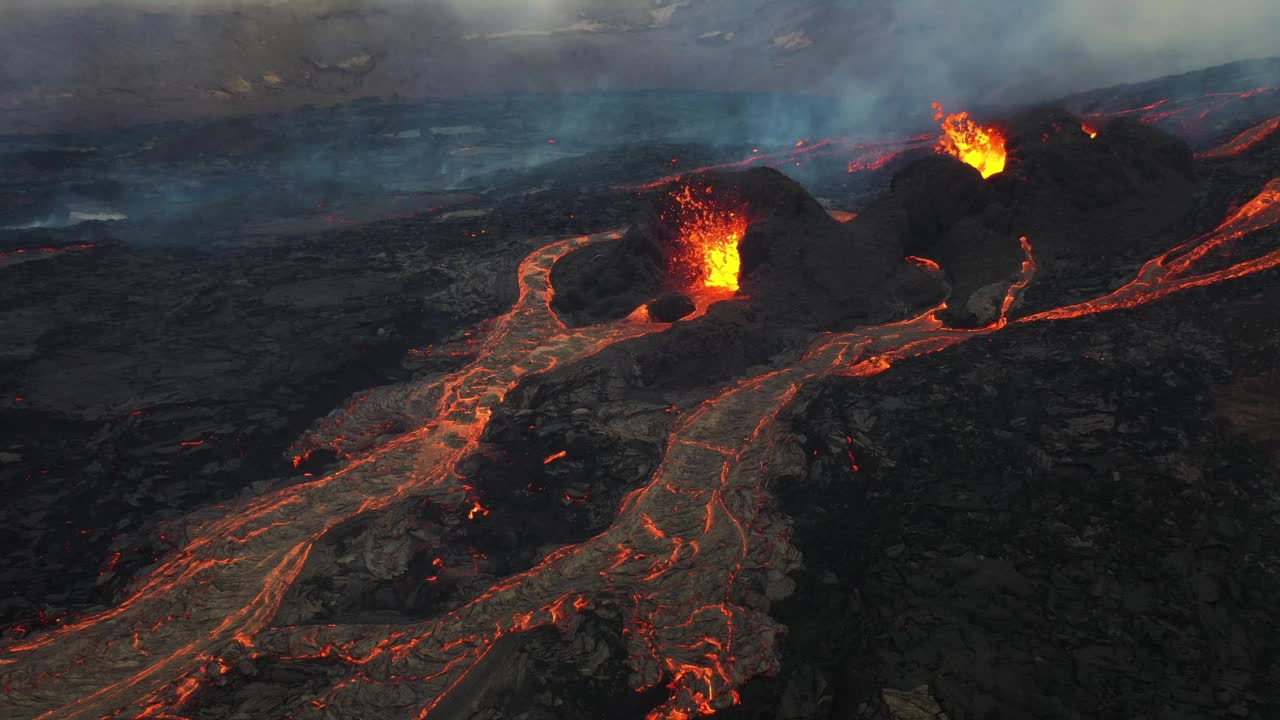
[3,62,1280,720]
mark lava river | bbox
[2,178,1280,720]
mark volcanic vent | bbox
[553,168,935,331]
[2,100,1280,720]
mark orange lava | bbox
[663,184,749,293]
[932,102,1007,178]
[1020,178,1280,322]
[905,255,942,273]
[1089,87,1279,130]
[3,176,1280,720]
[0,229,667,720]
[1198,115,1280,159]
[844,137,932,174]
[623,88,1276,199]
[0,243,96,269]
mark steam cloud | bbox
[3,0,1276,108]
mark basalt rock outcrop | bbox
[854,108,1199,326]
[2,66,1279,720]
[556,109,1199,335]
[553,167,941,331]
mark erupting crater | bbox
[932,102,1008,178]
[661,183,749,296]
[4,107,1280,720]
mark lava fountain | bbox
[3,172,1280,719]
[932,102,1007,178]
[661,183,749,294]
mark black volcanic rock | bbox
[746,268,1280,720]
[999,108,1194,211]
[145,117,280,162]
[646,292,695,322]
[841,107,1201,326]
[553,167,943,331]
[726,168,916,329]
[877,154,990,255]
[555,107,1199,334]
[4,69,1280,720]
[549,231,666,326]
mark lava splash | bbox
[662,183,749,294]
[932,102,1007,178]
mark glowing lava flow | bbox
[3,178,1280,720]
[932,102,1007,178]
[0,230,671,720]
[662,183,749,293]
[1020,178,1280,322]
[0,243,95,269]
[1087,87,1280,131]
[1198,115,1280,159]
[625,88,1276,195]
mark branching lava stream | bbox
[3,178,1280,720]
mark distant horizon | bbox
[2,1,1278,135]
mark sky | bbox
[1,0,1278,133]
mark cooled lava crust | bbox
[2,98,1280,720]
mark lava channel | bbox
[1198,115,1280,159]
[3,178,1280,720]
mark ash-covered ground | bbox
[2,58,1280,720]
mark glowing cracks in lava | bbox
[932,102,1007,178]
[0,243,96,270]
[905,255,942,274]
[1198,115,1280,159]
[5,176,1280,720]
[845,145,914,174]
[1089,87,1280,132]
[623,91,1270,198]
[543,450,568,464]
[663,184,749,293]
[0,229,668,720]
[1019,178,1280,322]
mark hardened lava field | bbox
[4,59,1280,720]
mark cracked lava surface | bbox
[2,175,1280,719]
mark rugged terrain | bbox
[2,58,1280,719]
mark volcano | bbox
[3,57,1280,720]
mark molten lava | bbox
[932,102,1007,178]
[662,183,749,293]
[4,171,1280,720]
[1198,115,1280,159]
[1089,87,1279,133]
[905,255,943,273]
[620,88,1273,199]
[0,243,96,270]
